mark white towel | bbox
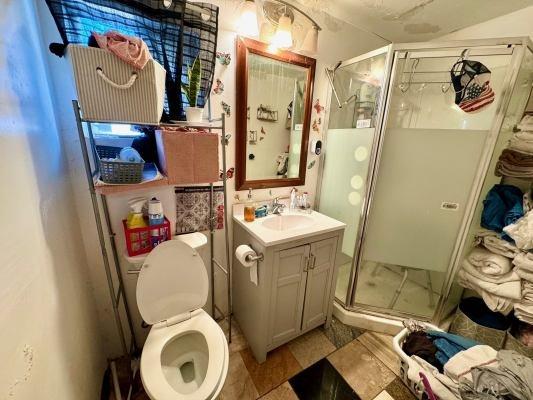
[444,345,498,383]
[513,252,533,273]
[517,115,533,131]
[516,268,533,282]
[457,271,515,315]
[503,210,533,251]
[461,259,520,284]
[509,131,533,155]
[468,247,513,276]
[474,229,520,259]
[514,303,533,324]
[458,268,521,299]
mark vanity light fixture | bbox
[300,24,318,55]
[237,0,259,37]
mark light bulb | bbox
[272,14,293,49]
[237,0,259,37]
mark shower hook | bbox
[400,58,419,93]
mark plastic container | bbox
[96,145,144,184]
[123,216,171,256]
[392,323,457,400]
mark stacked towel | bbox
[509,131,533,155]
[468,246,513,275]
[512,252,533,323]
[458,248,521,315]
[495,149,533,179]
[474,229,520,258]
[504,210,533,251]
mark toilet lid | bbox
[136,240,208,325]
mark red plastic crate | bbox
[123,217,171,257]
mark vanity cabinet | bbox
[232,216,344,363]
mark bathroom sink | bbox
[261,214,315,231]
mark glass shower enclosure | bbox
[317,38,533,323]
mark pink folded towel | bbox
[92,31,151,69]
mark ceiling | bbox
[296,0,533,42]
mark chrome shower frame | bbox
[316,37,533,325]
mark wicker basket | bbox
[503,330,533,359]
[449,306,506,350]
[96,145,144,184]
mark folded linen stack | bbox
[474,229,520,258]
[503,209,533,251]
[495,149,533,179]
[458,247,521,315]
[513,252,533,323]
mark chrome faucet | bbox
[271,197,285,215]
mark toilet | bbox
[136,239,229,400]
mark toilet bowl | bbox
[136,240,228,400]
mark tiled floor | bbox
[217,317,415,400]
[111,317,415,400]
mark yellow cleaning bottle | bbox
[127,197,148,228]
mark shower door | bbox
[317,46,391,306]
[318,40,524,321]
[352,44,518,319]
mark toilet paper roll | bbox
[235,244,258,286]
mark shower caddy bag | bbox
[68,45,166,125]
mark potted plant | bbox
[181,56,204,122]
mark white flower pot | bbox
[185,107,204,122]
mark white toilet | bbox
[136,239,229,400]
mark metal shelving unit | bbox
[73,100,233,357]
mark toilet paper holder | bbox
[245,252,264,262]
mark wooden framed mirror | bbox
[235,36,316,190]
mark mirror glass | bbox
[246,54,308,180]
[236,37,315,190]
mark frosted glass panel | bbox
[319,128,374,257]
[363,128,487,271]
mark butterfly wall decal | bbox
[307,160,316,169]
[219,167,234,180]
[312,119,319,132]
[213,78,224,95]
[216,52,231,66]
[221,101,231,117]
[313,99,324,114]
[261,126,266,135]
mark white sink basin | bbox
[261,214,315,231]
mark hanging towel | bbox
[92,31,151,70]
[468,246,513,276]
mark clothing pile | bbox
[495,115,533,179]
[512,252,533,323]
[401,323,533,400]
[457,246,520,315]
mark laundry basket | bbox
[392,323,459,400]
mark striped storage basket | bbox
[68,45,166,125]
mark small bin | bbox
[96,145,145,184]
[123,217,171,257]
[68,45,166,125]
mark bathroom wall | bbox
[436,5,533,40]
[0,1,106,399]
[35,0,388,355]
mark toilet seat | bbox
[136,240,229,400]
[141,309,228,400]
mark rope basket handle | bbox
[96,67,138,90]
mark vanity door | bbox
[302,237,338,330]
[269,245,310,347]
